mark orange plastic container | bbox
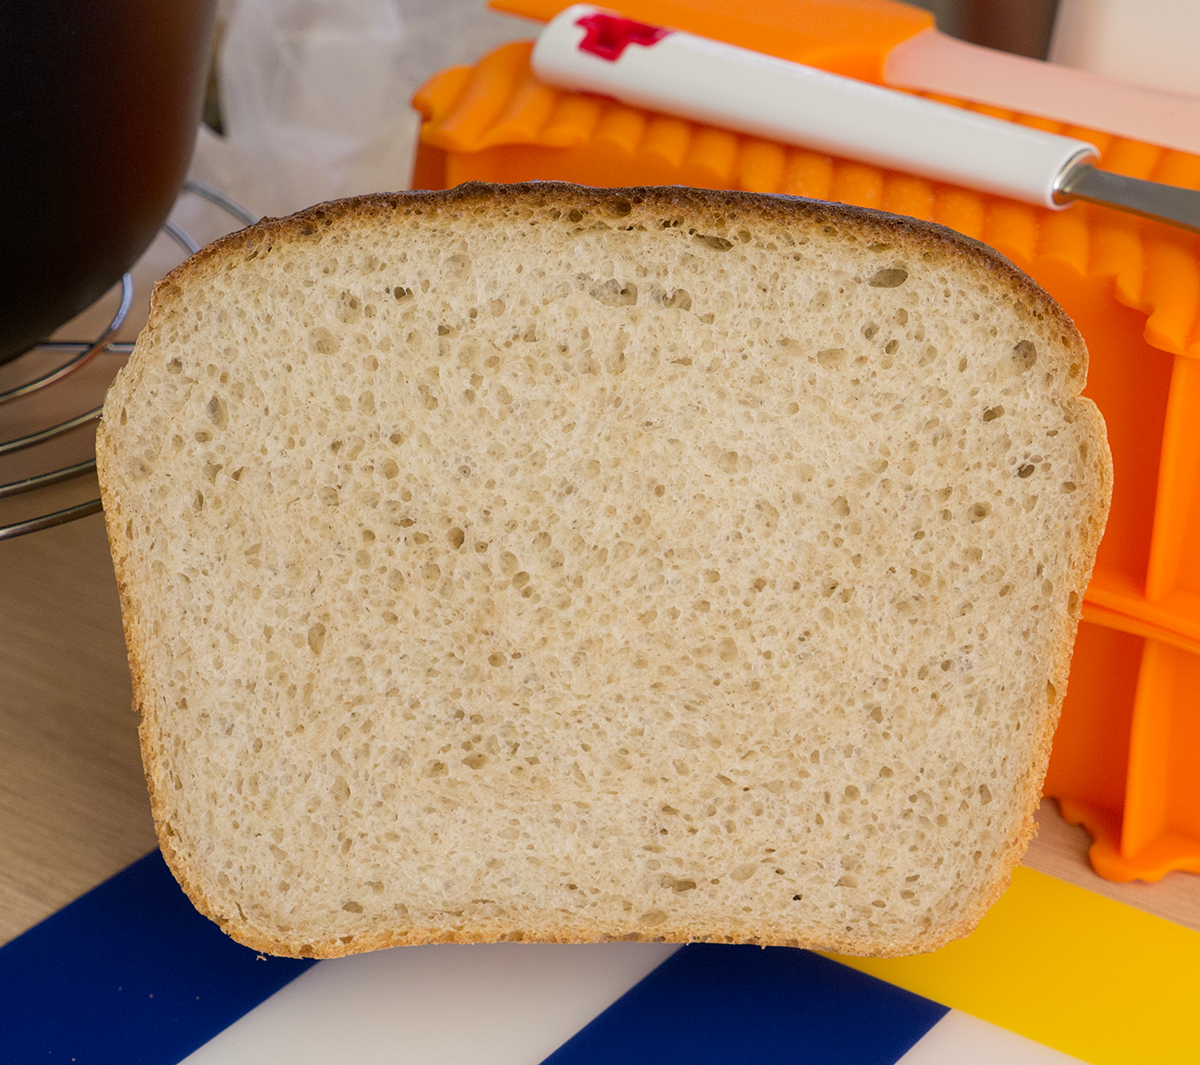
[409,0,1200,882]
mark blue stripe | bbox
[0,850,315,1064]
[540,942,949,1065]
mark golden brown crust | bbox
[154,180,1077,339]
[98,180,1112,960]
[97,317,220,939]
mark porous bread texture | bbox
[97,182,1110,959]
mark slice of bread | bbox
[97,182,1110,959]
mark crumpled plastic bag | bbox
[216,0,413,218]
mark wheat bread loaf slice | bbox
[97,182,1110,959]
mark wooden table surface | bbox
[4,503,1200,947]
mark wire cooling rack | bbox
[0,180,256,541]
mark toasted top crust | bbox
[98,182,1110,958]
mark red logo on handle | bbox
[576,12,670,61]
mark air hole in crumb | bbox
[307,623,326,654]
[207,395,228,429]
[310,327,339,355]
[868,267,908,288]
[1012,340,1037,371]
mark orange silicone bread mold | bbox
[1049,613,1200,881]
[408,0,1200,882]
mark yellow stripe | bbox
[827,867,1200,1064]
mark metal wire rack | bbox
[0,180,256,541]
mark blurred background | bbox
[917,0,1060,58]
[192,0,1069,220]
[199,0,1066,145]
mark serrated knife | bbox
[531,5,1200,234]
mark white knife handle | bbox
[532,4,1098,209]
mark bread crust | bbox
[98,182,1111,959]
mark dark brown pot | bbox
[0,0,217,363]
